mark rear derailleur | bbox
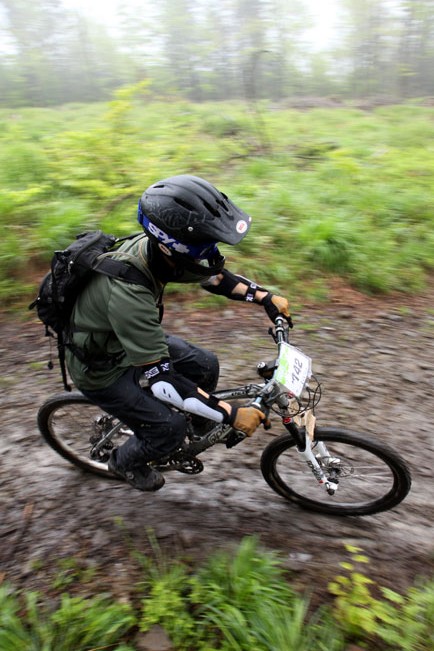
[89,415,117,462]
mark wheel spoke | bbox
[38,395,130,477]
[261,427,411,516]
[277,445,395,504]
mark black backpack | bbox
[29,230,153,391]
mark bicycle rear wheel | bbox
[37,392,131,478]
[261,427,411,516]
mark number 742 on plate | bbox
[273,342,312,398]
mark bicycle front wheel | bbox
[37,392,131,478]
[261,427,411,516]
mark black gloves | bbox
[262,293,293,328]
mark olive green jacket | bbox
[65,234,168,390]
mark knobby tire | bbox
[260,427,411,516]
[37,392,118,478]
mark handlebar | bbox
[251,316,291,413]
[268,315,290,345]
[229,316,293,443]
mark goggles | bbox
[138,203,218,260]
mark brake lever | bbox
[268,326,278,344]
[250,396,272,431]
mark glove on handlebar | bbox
[230,406,266,437]
[262,293,293,328]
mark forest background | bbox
[1,0,434,306]
[2,0,434,106]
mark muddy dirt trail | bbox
[1,290,434,599]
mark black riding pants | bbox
[80,335,219,470]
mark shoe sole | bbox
[108,461,165,491]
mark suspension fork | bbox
[282,418,339,495]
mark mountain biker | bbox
[65,175,292,492]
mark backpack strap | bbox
[93,257,164,320]
[57,330,71,391]
[63,258,164,390]
[92,257,155,288]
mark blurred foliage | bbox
[2,537,434,650]
[0,89,434,306]
[329,544,434,650]
[138,536,342,651]
[1,0,434,106]
[0,584,136,651]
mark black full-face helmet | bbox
[138,175,252,278]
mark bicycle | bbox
[37,317,411,516]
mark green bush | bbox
[2,538,434,651]
[0,584,136,651]
[329,544,434,650]
[139,536,343,651]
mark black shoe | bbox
[108,451,165,492]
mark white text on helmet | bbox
[148,223,191,254]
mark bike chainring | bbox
[154,449,204,475]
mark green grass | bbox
[0,584,136,651]
[1,91,434,307]
[3,537,434,651]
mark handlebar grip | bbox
[251,397,264,410]
[251,398,272,430]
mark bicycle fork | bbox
[283,417,339,496]
[251,388,340,497]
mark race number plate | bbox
[273,342,312,397]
